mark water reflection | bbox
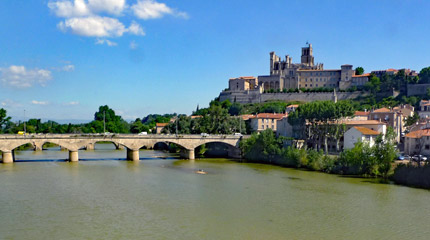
[1,145,430,239]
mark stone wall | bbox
[219,90,366,104]
[407,84,430,96]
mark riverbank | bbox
[239,129,430,190]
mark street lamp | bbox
[23,109,26,137]
[103,111,106,134]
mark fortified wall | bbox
[219,90,366,104]
[407,84,430,96]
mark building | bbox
[393,104,414,118]
[344,126,381,149]
[418,100,430,119]
[276,116,293,138]
[229,76,258,91]
[404,129,430,156]
[285,104,299,113]
[371,68,418,78]
[249,113,287,132]
[351,111,370,121]
[235,43,370,92]
[155,123,169,134]
[368,107,404,142]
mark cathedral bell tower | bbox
[301,42,314,66]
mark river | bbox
[0,143,429,239]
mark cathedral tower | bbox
[301,43,314,66]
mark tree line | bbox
[0,105,175,134]
[240,127,397,178]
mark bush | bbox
[392,164,430,189]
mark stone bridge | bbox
[0,134,247,163]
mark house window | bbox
[316,84,318,87]
[426,145,430,150]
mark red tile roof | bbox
[229,76,256,80]
[255,113,287,119]
[352,73,371,77]
[354,111,370,116]
[341,120,386,125]
[240,114,255,120]
[372,108,392,113]
[156,123,169,127]
[353,126,380,135]
[405,129,430,138]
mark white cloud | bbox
[128,21,145,36]
[48,0,126,17]
[31,100,49,105]
[48,0,91,18]
[58,16,127,37]
[62,64,75,71]
[129,40,138,49]
[1,99,22,108]
[0,65,52,88]
[88,0,126,15]
[131,0,188,20]
[65,101,80,105]
[96,38,118,46]
[48,0,185,46]
[58,16,144,38]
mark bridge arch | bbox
[193,141,241,159]
[83,140,125,150]
[151,141,188,151]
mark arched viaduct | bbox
[0,134,246,163]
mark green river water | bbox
[0,144,429,239]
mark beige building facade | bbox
[248,113,287,132]
[405,129,430,156]
[257,44,368,91]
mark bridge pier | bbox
[127,149,139,161]
[69,150,79,162]
[1,151,14,163]
[180,149,195,160]
[33,143,43,151]
[114,143,124,150]
[85,143,94,150]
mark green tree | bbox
[364,74,381,94]
[228,103,242,116]
[288,100,355,153]
[373,127,397,178]
[419,66,430,84]
[405,113,419,127]
[0,108,11,133]
[355,67,364,75]
[240,129,283,162]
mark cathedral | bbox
[228,43,369,92]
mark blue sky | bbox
[1,0,430,122]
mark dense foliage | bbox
[0,106,175,134]
[288,100,355,153]
[164,104,246,134]
[240,128,397,178]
